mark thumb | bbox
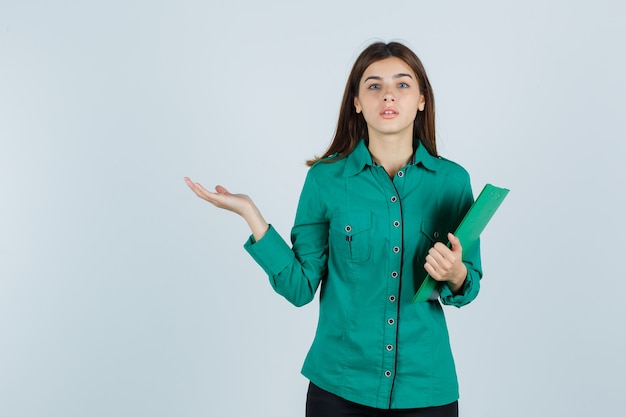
[215,185,231,195]
[448,233,463,254]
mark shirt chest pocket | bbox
[329,211,372,263]
[420,219,448,247]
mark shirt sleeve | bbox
[244,169,328,307]
[439,240,481,307]
[439,176,483,307]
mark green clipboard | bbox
[412,183,510,303]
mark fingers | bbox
[184,178,252,216]
[424,235,463,282]
[424,243,451,280]
[429,242,453,263]
[184,177,220,203]
[423,260,439,279]
[183,177,195,189]
[184,177,205,193]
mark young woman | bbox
[185,41,482,417]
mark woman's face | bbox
[354,57,425,141]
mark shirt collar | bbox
[343,139,439,177]
[413,139,440,172]
[343,139,373,177]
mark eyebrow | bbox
[364,73,414,82]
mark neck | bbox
[367,134,413,177]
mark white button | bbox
[389,295,396,302]
[390,196,397,203]
[388,318,395,325]
[345,225,352,233]
[392,246,400,253]
[393,221,400,227]
[397,171,404,177]
[391,271,398,278]
[385,370,392,377]
[386,344,393,351]
[433,231,439,238]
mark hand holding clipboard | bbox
[413,184,510,303]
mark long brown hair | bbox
[307,42,437,166]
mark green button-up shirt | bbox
[244,139,482,409]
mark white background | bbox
[1,1,625,416]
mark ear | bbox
[354,96,362,114]
[418,95,426,112]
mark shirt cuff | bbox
[243,224,295,277]
[439,266,479,307]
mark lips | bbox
[381,107,398,119]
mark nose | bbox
[383,91,395,102]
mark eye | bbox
[367,83,381,90]
[398,82,410,88]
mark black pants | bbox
[306,383,459,417]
